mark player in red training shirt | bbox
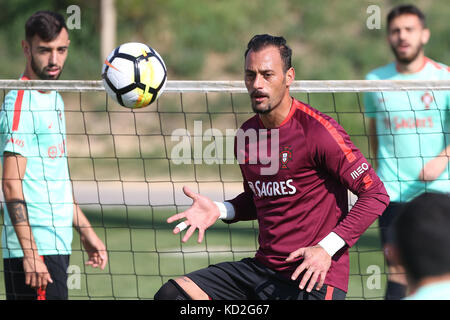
[154,34,390,300]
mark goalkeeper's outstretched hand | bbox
[167,186,221,243]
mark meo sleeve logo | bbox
[280,146,293,169]
[350,162,369,180]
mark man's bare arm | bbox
[2,152,52,289]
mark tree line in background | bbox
[0,0,448,81]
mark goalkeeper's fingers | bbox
[167,211,186,224]
[285,247,305,262]
[182,185,198,201]
[174,220,188,232]
[182,225,196,243]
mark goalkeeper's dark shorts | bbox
[185,257,346,300]
[3,254,70,300]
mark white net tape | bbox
[1,79,449,93]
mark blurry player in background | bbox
[364,4,450,300]
[154,34,389,300]
[389,192,450,299]
[0,11,107,300]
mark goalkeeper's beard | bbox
[250,91,275,115]
[252,102,273,115]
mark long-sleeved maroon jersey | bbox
[226,98,389,292]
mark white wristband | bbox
[214,201,235,220]
[318,232,346,257]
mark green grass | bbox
[67,206,261,299]
[0,206,386,300]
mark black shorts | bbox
[185,257,346,300]
[3,254,70,300]
[378,202,405,247]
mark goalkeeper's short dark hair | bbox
[25,10,68,43]
[387,4,426,29]
[393,192,450,284]
[245,34,292,72]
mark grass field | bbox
[0,204,387,300]
[77,206,387,300]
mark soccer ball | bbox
[102,42,167,108]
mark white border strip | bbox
[0,79,449,93]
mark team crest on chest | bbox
[421,92,433,110]
[280,146,293,169]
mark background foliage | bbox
[0,0,448,81]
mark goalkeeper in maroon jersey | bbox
[154,34,390,300]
